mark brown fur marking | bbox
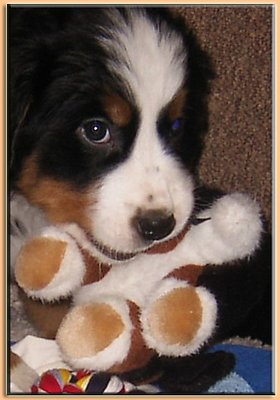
[147,287,202,346]
[167,264,205,286]
[168,88,187,121]
[103,93,132,127]
[17,155,93,229]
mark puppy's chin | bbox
[86,233,141,262]
[85,219,190,264]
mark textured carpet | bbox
[173,6,272,228]
[10,283,36,342]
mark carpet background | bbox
[173,6,272,229]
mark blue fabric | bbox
[10,338,273,394]
[207,344,273,394]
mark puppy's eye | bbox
[171,118,183,133]
[80,118,111,144]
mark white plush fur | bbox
[10,194,262,303]
[74,193,262,307]
[11,190,262,366]
[196,193,262,261]
[10,194,262,305]
[66,192,261,361]
[140,278,217,356]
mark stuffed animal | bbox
[14,192,263,374]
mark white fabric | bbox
[11,335,68,392]
[10,335,160,394]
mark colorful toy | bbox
[31,368,137,394]
[14,192,263,374]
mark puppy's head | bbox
[10,8,212,260]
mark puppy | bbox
[9,7,270,392]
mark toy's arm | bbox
[14,227,86,302]
[186,192,263,265]
[190,186,271,344]
[140,189,271,354]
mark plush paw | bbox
[16,237,66,290]
[141,279,217,357]
[57,303,125,356]
[190,193,263,264]
[15,227,85,301]
[56,299,133,372]
[146,287,202,344]
[210,193,262,255]
[57,299,155,373]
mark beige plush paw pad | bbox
[56,304,125,359]
[147,287,202,346]
[15,238,67,290]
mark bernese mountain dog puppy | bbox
[9,7,271,392]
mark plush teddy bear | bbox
[14,191,263,375]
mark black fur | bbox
[9,6,213,191]
[194,186,272,344]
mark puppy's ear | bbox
[8,8,71,174]
[9,8,69,132]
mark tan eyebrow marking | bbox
[103,93,132,127]
[168,88,187,121]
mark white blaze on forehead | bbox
[88,9,193,254]
[99,9,187,112]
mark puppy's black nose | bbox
[135,210,176,241]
